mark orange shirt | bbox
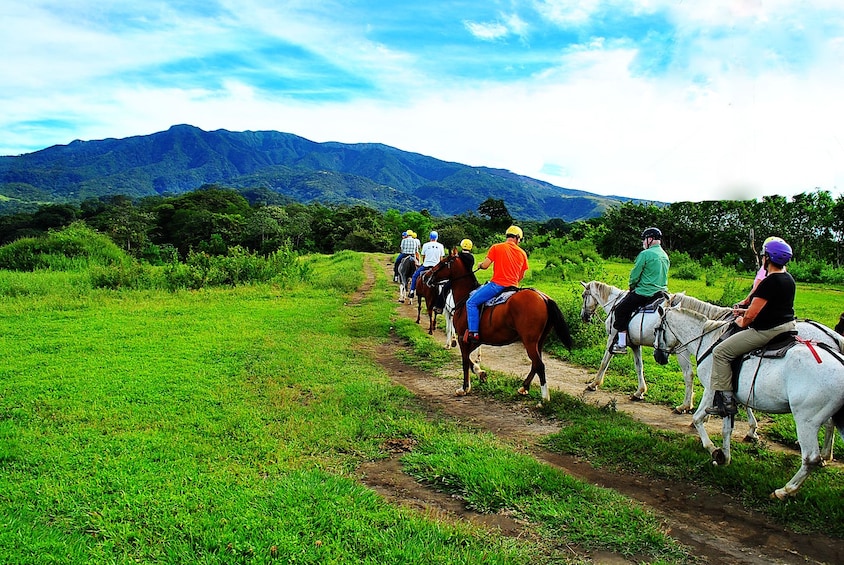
[487,240,528,287]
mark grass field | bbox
[1,250,843,564]
[0,254,693,564]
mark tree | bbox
[478,198,513,233]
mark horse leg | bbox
[743,408,759,443]
[415,298,422,324]
[585,338,614,391]
[820,419,835,462]
[772,421,824,499]
[470,347,486,381]
[673,350,695,414]
[428,309,436,335]
[712,416,734,467]
[629,345,646,401]
[692,391,719,457]
[456,344,474,396]
[519,341,549,403]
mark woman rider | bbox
[706,238,797,417]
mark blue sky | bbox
[2,1,843,203]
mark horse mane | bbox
[587,280,621,303]
[671,306,730,333]
[671,293,731,320]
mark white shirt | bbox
[420,241,445,267]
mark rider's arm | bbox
[479,257,492,270]
[736,297,768,328]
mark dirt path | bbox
[355,257,844,564]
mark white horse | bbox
[443,290,458,349]
[660,306,844,499]
[396,255,416,304]
[580,280,724,411]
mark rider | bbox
[409,231,445,298]
[464,226,528,343]
[735,236,786,307]
[611,227,670,354]
[393,230,420,282]
[433,238,475,313]
[705,238,797,417]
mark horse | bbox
[658,305,844,499]
[582,280,842,454]
[396,255,416,304]
[425,254,573,402]
[579,280,723,411]
[443,290,458,349]
[414,269,441,334]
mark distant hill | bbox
[0,124,651,221]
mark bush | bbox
[0,222,131,271]
[162,245,306,290]
[673,263,701,281]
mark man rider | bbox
[611,227,670,354]
[409,231,445,298]
[464,226,528,343]
[394,230,419,282]
[433,238,475,313]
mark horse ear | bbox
[580,281,587,288]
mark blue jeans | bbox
[410,265,432,291]
[466,282,505,332]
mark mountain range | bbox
[0,124,649,221]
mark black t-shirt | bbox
[749,271,795,330]
[459,251,475,271]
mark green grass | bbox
[0,256,694,564]
[395,255,844,537]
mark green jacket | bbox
[629,244,669,297]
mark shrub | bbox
[0,222,131,271]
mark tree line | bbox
[1,184,842,276]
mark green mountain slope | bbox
[0,124,650,220]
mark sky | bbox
[2,1,844,204]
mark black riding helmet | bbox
[641,227,662,239]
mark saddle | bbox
[634,292,670,315]
[729,330,799,389]
[483,287,520,307]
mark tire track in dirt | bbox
[355,256,844,564]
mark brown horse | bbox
[414,269,440,334]
[425,254,573,402]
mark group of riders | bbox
[394,224,798,419]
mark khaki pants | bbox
[709,320,797,391]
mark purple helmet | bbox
[764,239,792,266]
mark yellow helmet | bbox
[407,230,416,238]
[459,238,473,251]
[505,225,523,239]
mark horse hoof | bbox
[456,388,467,397]
[585,384,597,392]
[629,394,645,402]
[771,489,789,501]
[672,406,692,415]
[478,371,487,382]
[742,435,758,444]
[711,449,727,466]
[517,387,529,396]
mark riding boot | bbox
[463,329,480,344]
[705,391,738,417]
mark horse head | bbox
[580,281,600,323]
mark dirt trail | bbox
[355,257,844,564]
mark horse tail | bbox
[546,297,574,350]
[833,405,844,443]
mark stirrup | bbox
[463,330,480,344]
[705,391,738,417]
